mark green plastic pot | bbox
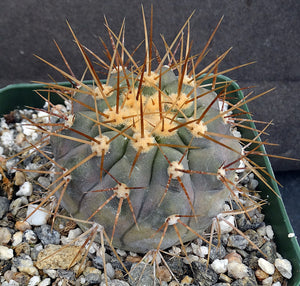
[0,76,299,285]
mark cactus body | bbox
[50,66,242,253]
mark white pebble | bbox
[38,278,51,286]
[22,121,37,136]
[43,269,57,279]
[258,258,275,275]
[227,262,249,279]
[265,225,274,240]
[272,282,281,286]
[2,281,20,286]
[16,182,33,196]
[219,215,235,234]
[1,130,14,147]
[26,204,50,226]
[106,262,115,279]
[288,233,295,238]
[275,258,292,279]
[0,146,4,155]
[0,245,14,260]
[116,249,127,257]
[28,276,41,286]
[211,259,228,274]
[262,276,273,285]
[12,231,23,247]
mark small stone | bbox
[16,182,33,197]
[11,272,30,285]
[30,243,43,261]
[227,235,248,250]
[209,244,226,260]
[231,276,257,286]
[23,229,38,244]
[43,269,57,279]
[258,258,275,275]
[262,276,273,285]
[12,254,39,276]
[211,259,228,274]
[26,205,50,226]
[219,215,235,234]
[219,273,232,283]
[106,262,115,279]
[61,227,82,245]
[227,262,250,279]
[0,245,14,260]
[181,275,193,284]
[37,176,50,188]
[274,258,292,279]
[224,252,242,264]
[244,229,265,250]
[35,225,60,245]
[86,272,102,284]
[27,276,41,286]
[116,249,127,257]
[265,225,274,240]
[36,244,82,269]
[12,231,23,247]
[57,269,76,280]
[14,242,31,256]
[0,227,12,244]
[191,261,218,284]
[272,282,281,286]
[129,263,159,285]
[157,266,172,282]
[14,171,26,186]
[15,221,31,232]
[259,241,277,263]
[39,278,51,286]
[255,269,269,281]
[2,280,20,286]
[10,197,28,216]
[0,197,10,219]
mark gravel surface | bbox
[0,107,293,285]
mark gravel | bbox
[0,107,294,285]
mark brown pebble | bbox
[255,269,269,281]
[14,242,31,256]
[114,269,124,280]
[14,171,26,186]
[15,220,31,232]
[4,270,14,282]
[219,273,233,283]
[224,252,242,264]
[272,268,285,284]
[125,255,142,263]
[181,275,193,284]
[156,265,172,282]
[12,272,31,285]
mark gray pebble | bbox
[86,273,102,284]
[57,269,76,281]
[192,261,218,285]
[209,244,227,260]
[30,243,43,261]
[227,235,249,250]
[0,197,10,219]
[128,263,159,285]
[23,229,38,244]
[231,276,258,286]
[258,241,277,263]
[244,229,265,251]
[34,225,60,245]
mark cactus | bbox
[24,10,270,255]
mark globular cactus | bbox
[31,12,255,254]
